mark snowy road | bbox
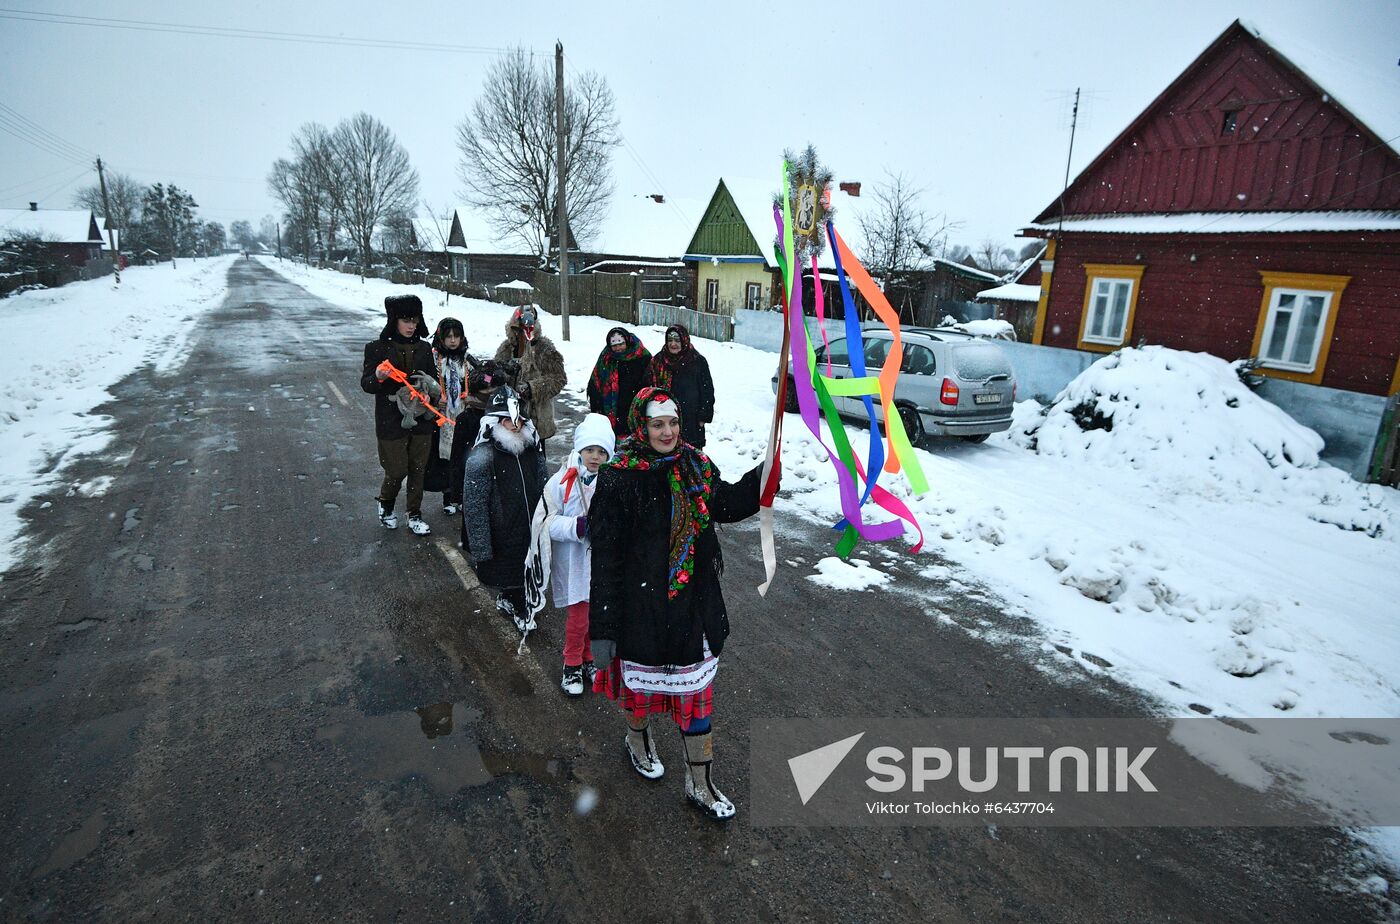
[0,259,1384,921]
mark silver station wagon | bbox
[774,327,1017,444]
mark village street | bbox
[0,258,1382,921]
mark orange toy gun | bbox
[376,360,450,427]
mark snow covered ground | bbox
[0,256,236,573]
[271,259,1400,869]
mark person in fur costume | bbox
[426,317,471,516]
[462,386,547,631]
[492,305,566,445]
[588,387,772,821]
[360,294,437,535]
[587,327,651,437]
[522,413,616,695]
[644,324,715,449]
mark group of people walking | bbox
[359,293,765,821]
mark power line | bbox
[0,8,522,55]
[0,162,83,196]
[0,101,95,160]
[0,113,90,164]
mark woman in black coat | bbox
[586,327,652,436]
[645,324,715,448]
[589,387,770,822]
[461,386,547,632]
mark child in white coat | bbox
[523,413,616,695]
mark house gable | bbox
[448,211,468,249]
[1036,20,1400,221]
[684,180,764,259]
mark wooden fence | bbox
[638,300,734,342]
[1,260,114,298]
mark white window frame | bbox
[745,282,762,311]
[1258,286,1333,373]
[705,278,719,312]
[1083,276,1135,345]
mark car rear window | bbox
[953,344,1012,380]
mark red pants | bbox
[563,601,592,667]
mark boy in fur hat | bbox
[360,294,437,535]
[462,386,547,629]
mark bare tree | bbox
[268,155,322,259]
[230,220,256,251]
[455,47,619,259]
[292,122,346,260]
[334,112,419,277]
[975,238,1018,274]
[857,171,959,320]
[414,201,457,305]
[72,171,143,233]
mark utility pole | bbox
[95,157,120,286]
[276,222,283,261]
[555,40,570,342]
[1056,87,1081,242]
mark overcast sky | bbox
[2,0,1396,254]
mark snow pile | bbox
[806,556,891,592]
[0,256,235,571]
[1014,346,1390,536]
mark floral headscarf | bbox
[647,324,697,390]
[609,386,713,598]
[589,327,651,431]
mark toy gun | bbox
[376,360,450,427]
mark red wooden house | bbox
[1021,20,1400,398]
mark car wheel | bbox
[897,405,925,446]
[783,379,799,413]
[961,433,990,444]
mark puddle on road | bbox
[34,810,107,878]
[317,702,570,795]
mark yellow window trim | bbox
[1390,353,1400,397]
[1076,263,1145,353]
[1250,271,1350,386]
[1031,239,1056,345]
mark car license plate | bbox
[974,393,1002,405]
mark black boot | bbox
[682,730,735,821]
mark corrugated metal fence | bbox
[638,300,734,342]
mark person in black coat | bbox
[588,387,771,822]
[462,386,547,632]
[587,327,652,437]
[360,294,437,535]
[645,324,715,448]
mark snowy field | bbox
[273,258,1399,870]
[0,255,236,573]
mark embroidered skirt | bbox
[594,641,717,730]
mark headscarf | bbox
[432,318,468,416]
[609,386,713,599]
[589,327,651,431]
[647,324,698,390]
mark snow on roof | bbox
[594,192,702,259]
[976,282,1041,302]
[495,279,534,290]
[0,208,101,244]
[1024,210,1400,235]
[413,215,453,251]
[1241,19,1400,158]
[932,257,1002,281]
[1003,243,1047,283]
[581,258,686,273]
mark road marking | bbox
[431,535,553,690]
[325,381,350,407]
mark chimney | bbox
[29,202,38,211]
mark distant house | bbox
[975,244,1047,340]
[0,205,105,266]
[683,178,782,316]
[1020,19,1400,398]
